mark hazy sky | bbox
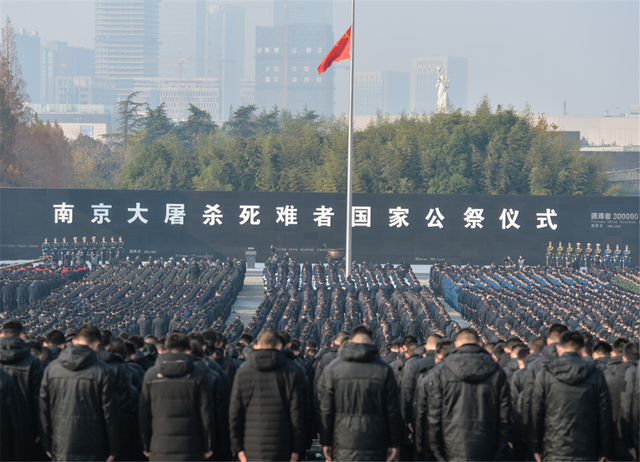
[2,0,638,116]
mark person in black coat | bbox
[0,368,23,461]
[0,320,43,454]
[229,330,305,462]
[320,325,402,462]
[605,339,637,461]
[531,331,613,462]
[139,332,214,461]
[427,328,511,461]
[39,324,120,461]
[618,342,639,460]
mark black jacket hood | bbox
[340,342,379,363]
[97,350,124,364]
[0,336,30,364]
[247,349,286,372]
[444,344,499,383]
[545,352,596,385]
[157,352,194,377]
[59,344,98,371]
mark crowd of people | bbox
[0,256,638,462]
[545,241,632,270]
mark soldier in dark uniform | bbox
[109,236,117,261]
[546,241,554,266]
[574,243,583,270]
[60,237,68,260]
[556,242,564,268]
[51,237,59,264]
[100,236,109,264]
[116,236,125,259]
[89,236,98,257]
[614,244,622,268]
[565,242,574,268]
[594,243,603,268]
[585,243,593,268]
[623,245,631,268]
[70,236,79,260]
[41,238,50,259]
[80,236,89,263]
[604,244,612,268]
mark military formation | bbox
[546,241,631,269]
[42,236,125,266]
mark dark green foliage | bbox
[118,97,618,196]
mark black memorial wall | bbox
[1,188,637,265]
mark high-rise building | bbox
[40,41,95,104]
[55,77,116,106]
[206,3,245,121]
[14,28,41,104]
[158,0,206,79]
[255,24,334,116]
[355,71,409,116]
[241,79,255,106]
[411,56,468,114]
[271,0,333,27]
[95,0,160,99]
[133,77,220,122]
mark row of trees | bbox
[1,16,617,196]
[118,100,617,196]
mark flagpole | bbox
[345,0,355,278]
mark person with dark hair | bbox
[39,324,120,461]
[531,330,613,462]
[427,328,510,461]
[0,319,43,455]
[139,332,214,461]
[320,324,401,462]
[605,340,637,461]
[43,329,66,361]
[593,341,613,372]
[229,329,305,462]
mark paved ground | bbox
[232,268,470,330]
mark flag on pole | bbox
[317,26,351,74]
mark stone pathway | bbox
[230,272,265,326]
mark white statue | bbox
[436,66,450,114]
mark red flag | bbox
[317,26,351,74]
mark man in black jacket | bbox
[0,320,43,456]
[229,330,305,462]
[0,368,23,461]
[320,325,401,462]
[139,332,214,461]
[39,324,120,461]
[427,328,510,461]
[619,342,639,460]
[531,330,613,462]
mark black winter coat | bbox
[531,352,613,461]
[229,349,305,461]
[427,344,511,462]
[0,336,42,441]
[400,351,435,425]
[0,368,23,461]
[620,365,638,452]
[39,345,120,461]
[319,343,402,461]
[605,356,637,460]
[139,353,214,461]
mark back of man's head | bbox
[402,335,418,348]
[511,343,527,359]
[593,341,612,358]
[548,324,568,344]
[529,336,546,353]
[165,332,190,353]
[1,320,24,338]
[454,328,480,347]
[623,342,639,362]
[506,337,522,351]
[45,329,65,346]
[612,337,629,357]
[351,325,374,344]
[76,325,101,347]
[436,339,454,360]
[558,330,584,353]
[426,334,442,351]
[334,332,349,347]
[256,330,283,350]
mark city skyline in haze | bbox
[2,0,638,117]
